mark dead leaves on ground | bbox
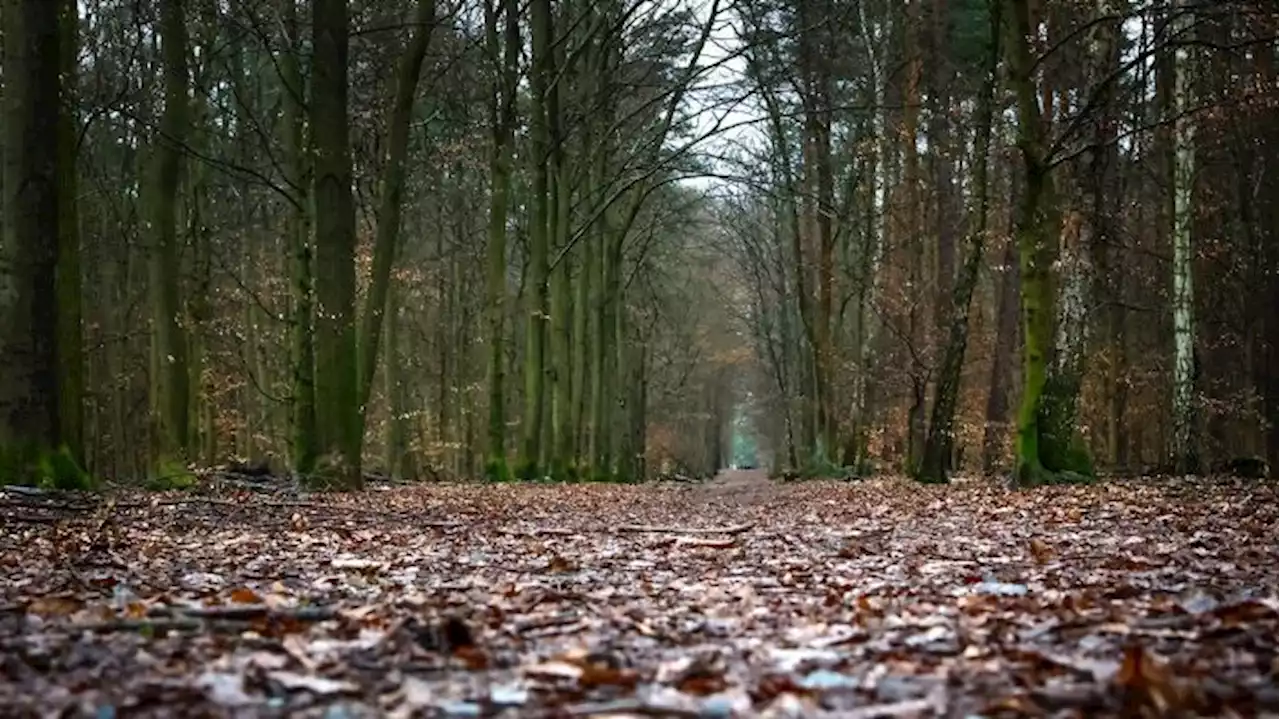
[0,475,1275,716]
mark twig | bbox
[675,537,738,548]
[616,523,753,536]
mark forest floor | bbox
[1,471,1276,717]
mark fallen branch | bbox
[617,523,753,536]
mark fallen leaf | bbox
[229,587,262,604]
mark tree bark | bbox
[1004,0,1092,485]
[281,0,316,473]
[1169,0,1197,474]
[0,0,84,486]
[483,0,518,479]
[149,0,192,473]
[310,0,361,488]
[519,0,552,479]
[56,0,84,469]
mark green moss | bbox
[145,457,196,490]
[0,442,93,490]
[799,453,849,480]
[514,459,540,482]
[484,456,514,482]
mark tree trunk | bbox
[55,0,83,469]
[549,84,573,477]
[384,278,411,479]
[1004,0,1091,485]
[0,0,84,486]
[149,0,192,474]
[310,0,361,488]
[280,0,316,474]
[357,0,436,421]
[483,0,517,479]
[917,0,1000,483]
[902,0,926,473]
[1170,0,1197,474]
[519,0,552,479]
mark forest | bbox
[0,0,1276,715]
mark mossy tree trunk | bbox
[280,0,316,475]
[519,0,552,480]
[1004,0,1093,486]
[483,0,518,480]
[0,0,85,487]
[310,0,361,488]
[149,0,192,476]
[55,0,84,470]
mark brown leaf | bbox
[546,555,577,573]
[453,645,490,670]
[1029,537,1054,564]
[679,673,728,696]
[229,587,262,604]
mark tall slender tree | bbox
[310,0,361,487]
[484,0,519,479]
[149,0,192,474]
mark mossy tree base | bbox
[1013,377,1097,488]
[146,456,196,490]
[1,443,93,490]
[484,457,513,482]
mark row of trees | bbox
[1,0,740,488]
[721,0,1276,482]
[1,0,1274,488]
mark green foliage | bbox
[146,457,196,491]
[948,0,996,77]
[0,442,94,490]
[484,456,514,482]
[514,459,541,482]
[1036,374,1095,480]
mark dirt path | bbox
[692,467,777,503]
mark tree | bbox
[0,0,85,486]
[310,0,361,487]
[1169,0,1197,474]
[281,0,317,475]
[1003,0,1092,485]
[149,0,192,476]
[916,0,1001,484]
[483,0,519,480]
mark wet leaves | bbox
[0,475,1274,716]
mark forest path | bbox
[690,466,777,504]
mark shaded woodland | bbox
[0,0,1275,488]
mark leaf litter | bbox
[0,475,1275,717]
